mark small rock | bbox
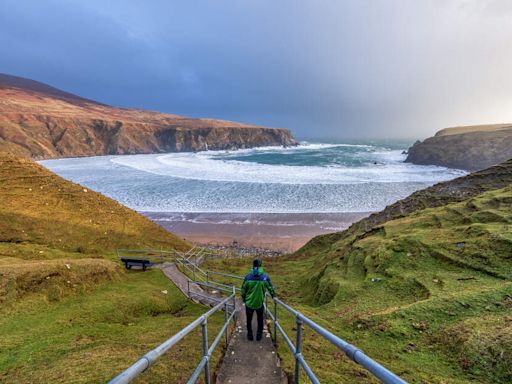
[65,264,71,269]
[83,188,88,193]
[231,351,235,355]
[161,290,168,295]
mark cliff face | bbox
[405,124,512,171]
[0,74,297,159]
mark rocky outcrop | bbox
[0,74,297,159]
[405,124,512,171]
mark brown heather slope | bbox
[405,124,512,171]
[0,73,297,159]
[0,153,190,259]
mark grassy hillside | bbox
[0,154,226,382]
[435,123,512,136]
[203,170,512,383]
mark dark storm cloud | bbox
[1,0,512,139]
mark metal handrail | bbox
[207,270,245,281]
[109,289,237,384]
[176,257,208,283]
[264,296,408,384]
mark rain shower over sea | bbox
[41,141,466,251]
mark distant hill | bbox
[0,73,297,159]
[405,124,512,170]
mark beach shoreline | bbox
[143,211,371,253]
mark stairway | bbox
[216,299,286,384]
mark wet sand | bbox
[143,212,371,253]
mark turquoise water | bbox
[40,141,466,213]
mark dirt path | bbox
[158,262,221,307]
[216,298,285,384]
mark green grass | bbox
[0,269,225,383]
[202,186,512,383]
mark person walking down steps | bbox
[241,258,276,341]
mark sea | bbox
[40,140,467,250]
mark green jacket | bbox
[241,267,275,309]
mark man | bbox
[241,258,276,341]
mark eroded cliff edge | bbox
[405,124,512,171]
[0,74,297,159]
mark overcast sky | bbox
[1,1,512,140]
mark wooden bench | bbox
[120,257,154,271]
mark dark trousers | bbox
[245,305,264,338]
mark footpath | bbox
[157,262,286,384]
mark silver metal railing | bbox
[109,288,237,384]
[176,255,244,292]
[264,295,408,384]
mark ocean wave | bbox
[110,149,465,185]
[41,142,468,213]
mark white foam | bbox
[110,148,465,185]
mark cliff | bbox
[405,124,512,171]
[0,74,297,159]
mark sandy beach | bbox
[143,212,370,253]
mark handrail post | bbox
[232,286,237,323]
[224,303,228,348]
[273,298,278,346]
[294,315,303,384]
[201,318,210,384]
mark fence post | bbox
[273,298,278,346]
[224,303,229,347]
[201,318,210,384]
[187,279,190,297]
[294,315,303,384]
[206,271,209,285]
